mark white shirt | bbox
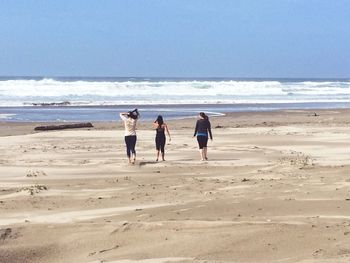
[120,114,137,136]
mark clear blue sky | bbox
[0,0,349,78]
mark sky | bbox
[0,0,349,78]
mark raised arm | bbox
[119,112,128,121]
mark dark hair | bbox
[128,109,140,120]
[155,115,164,126]
[199,112,209,121]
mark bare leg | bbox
[127,152,132,164]
[131,153,136,164]
[203,147,208,160]
[161,143,165,161]
[156,150,160,161]
[199,149,204,161]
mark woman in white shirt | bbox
[120,109,139,164]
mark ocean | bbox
[1,77,350,121]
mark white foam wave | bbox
[1,78,350,106]
[0,114,16,119]
[0,79,285,97]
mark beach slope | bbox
[0,109,350,263]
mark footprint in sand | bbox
[26,170,47,177]
[0,228,11,242]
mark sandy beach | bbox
[1,109,350,263]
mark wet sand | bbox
[0,109,350,262]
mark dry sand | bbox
[0,109,350,263]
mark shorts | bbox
[197,135,208,149]
[155,135,166,152]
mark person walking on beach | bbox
[120,109,140,164]
[153,115,171,161]
[193,112,213,161]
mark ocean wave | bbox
[0,113,16,119]
[1,78,350,106]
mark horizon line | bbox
[0,75,349,80]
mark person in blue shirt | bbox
[193,112,213,161]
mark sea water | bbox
[1,77,350,121]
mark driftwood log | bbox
[34,122,94,131]
[31,101,71,106]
